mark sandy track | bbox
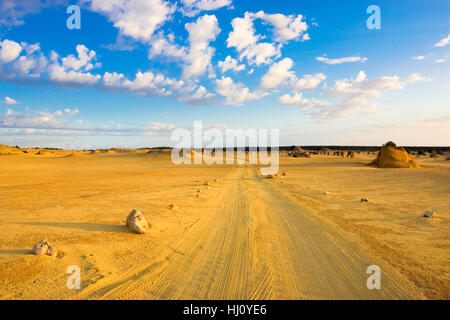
[73,167,423,300]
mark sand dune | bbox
[0,149,448,299]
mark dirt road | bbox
[68,166,422,300]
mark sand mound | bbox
[32,239,57,257]
[370,142,421,168]
[126,209,150,234]
[0,144,24,155]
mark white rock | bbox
[126,209,150,234]
[32,239,57,257]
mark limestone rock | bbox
[126,209,150,234]
[32,239,57,257]
[423,211,436,218]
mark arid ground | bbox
[0,149,448,299]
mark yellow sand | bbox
[0,149,448,299]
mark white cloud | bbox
[411,55,425,60]
[48,64,101,84]
[293,73,326,91]
[0,39,22,63]
[278,92,329,108]
[316,56,367,65]
[0,108,79,130]
[103,72,125,87]
[183,14,221,79]
[239,42,281,66]
[218,56,245,73]
[148,33,187,59]
[181,0,232,17]
[251,11,308,43]
[260,57,295,90]
[435,34,450,47]
[86,0,175,42]
[62,45,98,71]
[227,13,259,51]
[47,45,101,85]
[179,85,215,104]
[226,12,281,66]
[0,0,67,27]
[215,76,262,105]
[3,96,19,105]
[435,58,446,63]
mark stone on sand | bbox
[32,239,57,257]
[126,209,150,234]
[361,198,369,202]
[423,211,436,218]
[169,204,179,210]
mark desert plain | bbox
[0,145,448,299]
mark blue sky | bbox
[0,0,448,149]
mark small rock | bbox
[214,178,219,182]
[197,188,202,192]
[169,204,179,210]
[281,172,287,176]
[32,239,57,257]
[196,194,200,197]
[126,209,150,234]
[423,211,436,218]
[265,175,275,179]
[204,182,209,186]
[324,192,330,195]
[361,198,369,202]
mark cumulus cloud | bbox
[215,76,262,105]
[293,73,326,91]
[85,0,175,42]
[411,55,425,60]
[48,45,101,85]
[218,56,245,73]
[435,34,450,47]
[3,96,19,104]
[251,11,308,43]
[180,0,232,17]
[0,39,22,63]
[316,56,368,65]
[435,58,446,63]
[226,12,281,66]
[259,57,326,92]
[260,57,295,90]
[183,14,221,79]
[277,70,430,120]
[278,92,329,108]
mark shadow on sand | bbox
[14,221,128,233]
[0,249,32,255]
